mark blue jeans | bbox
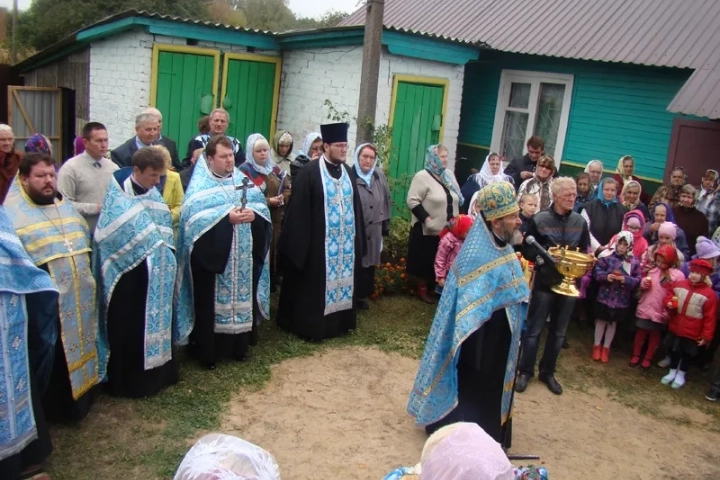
[518,289,576,377]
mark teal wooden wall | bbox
[458,51,695,184]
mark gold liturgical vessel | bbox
[548,246,596,297]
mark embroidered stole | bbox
[319,159,356,315]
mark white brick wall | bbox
[276,46,465,169]
[89,29,280,149]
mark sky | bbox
[0,0,362,19]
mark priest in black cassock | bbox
[174,136,271,370]
[93,148,179,398]
[277,123,365,341]
[407,182,531,449]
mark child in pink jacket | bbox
[434,214,474,294]
[631,244,685,370]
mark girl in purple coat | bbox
[592,231,642,363]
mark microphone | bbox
[525,235,557,266]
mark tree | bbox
[236,0,296,32]
[207,0,246,26]
[318,9,350,28]
[16,0,211,51]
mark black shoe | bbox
[515,373,531,393]
[357,299,370,310]
[539,373,563,395]
[706,388,720,402]
[562,339,570,349]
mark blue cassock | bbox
[407,218,530,427]
[174,156,271,341]
[92,169,178,380]
[0,206,57,462]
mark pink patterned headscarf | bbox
[420,423,514,480]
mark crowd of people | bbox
[1,109,719,478]
[0,111,394,479]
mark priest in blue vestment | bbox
[174,135,271,370]
[0,206,57,480]
[93,147,179,398]
[5,153,99,422]
[407,182,530,449]
[277,123,366,341]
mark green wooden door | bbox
[153,46,219,151]
[221,54,279,148]
[389,80,445,218]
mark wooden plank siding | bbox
[23,48,90,123]
[459,51,694,182]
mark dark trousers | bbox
[356,266,375,300]
[519,289,576,376]
[670,351,692,373]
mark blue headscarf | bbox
[598,177,620,208]
[353,143,377,186]
[424,145,464,206]
[245,133,274,176]
[653,202,676,223]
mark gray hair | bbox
[551,176,576,196]
[681,184,697,196]
[0,124,13,135]
[209,108,230,120]
[135,113,159,128]
[585,159,603,171]
[143,107,162,121]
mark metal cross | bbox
[234,177,253,211]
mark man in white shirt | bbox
[57,122,119,234]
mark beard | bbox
[496,224,523,245]
[27,188,56,205]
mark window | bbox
[490,70,574,166]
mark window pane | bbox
[534,83,565,157]
[501,111,529,160]
[508,82,531,109]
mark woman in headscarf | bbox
[584,159,604,200]
[407,144,462,304]
[696,169,719,217]
[174,433,280,480]
[620,179,650,220]
[580,177,628,254]
[460,153,512,213]
[650,166,687,210]
[643,202,692,259]
[611,155,652,205]
[516,154,555,214]
[290,132,322,178]
[240,133,291,290]
[383,422,549,480]
[350,143,391,310]
[24,133,53,156]
[270,130,295,175]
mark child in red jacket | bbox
[661,259,719,389]
[434,214,474,295]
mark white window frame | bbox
[490,69,574,168]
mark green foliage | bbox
[382,216,411,261]
[235,0,296,31]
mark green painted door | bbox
[389,81,445,218]
[221,55,279,147]
[154,48,218,151]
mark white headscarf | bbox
[174,433,280,480]
[246,133,274,176]
[584,160,604,187]
[474,153,508,187]
[297,132,322,158]
[468,190,481,221]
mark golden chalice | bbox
[548,246,596,297]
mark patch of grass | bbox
[46,295,435,479]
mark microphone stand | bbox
[502,251,541,462]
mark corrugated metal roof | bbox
[342,0,720,118]
[91,9,274,35]
[342,0,720,69]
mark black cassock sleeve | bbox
[192,215,234,274]
[278,163,314,271]
[250,214,271,266]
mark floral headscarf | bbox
[424,145,464,206]
[353,143,377,187]
[24,133,52,155]
[245,133,274,176]
[616,155,634,182]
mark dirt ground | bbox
[216,347,720,479]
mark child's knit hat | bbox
[693,236,720,260]
[658,222,677,240]
[690,258,714,277]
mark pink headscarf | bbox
[420,423,513,480]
